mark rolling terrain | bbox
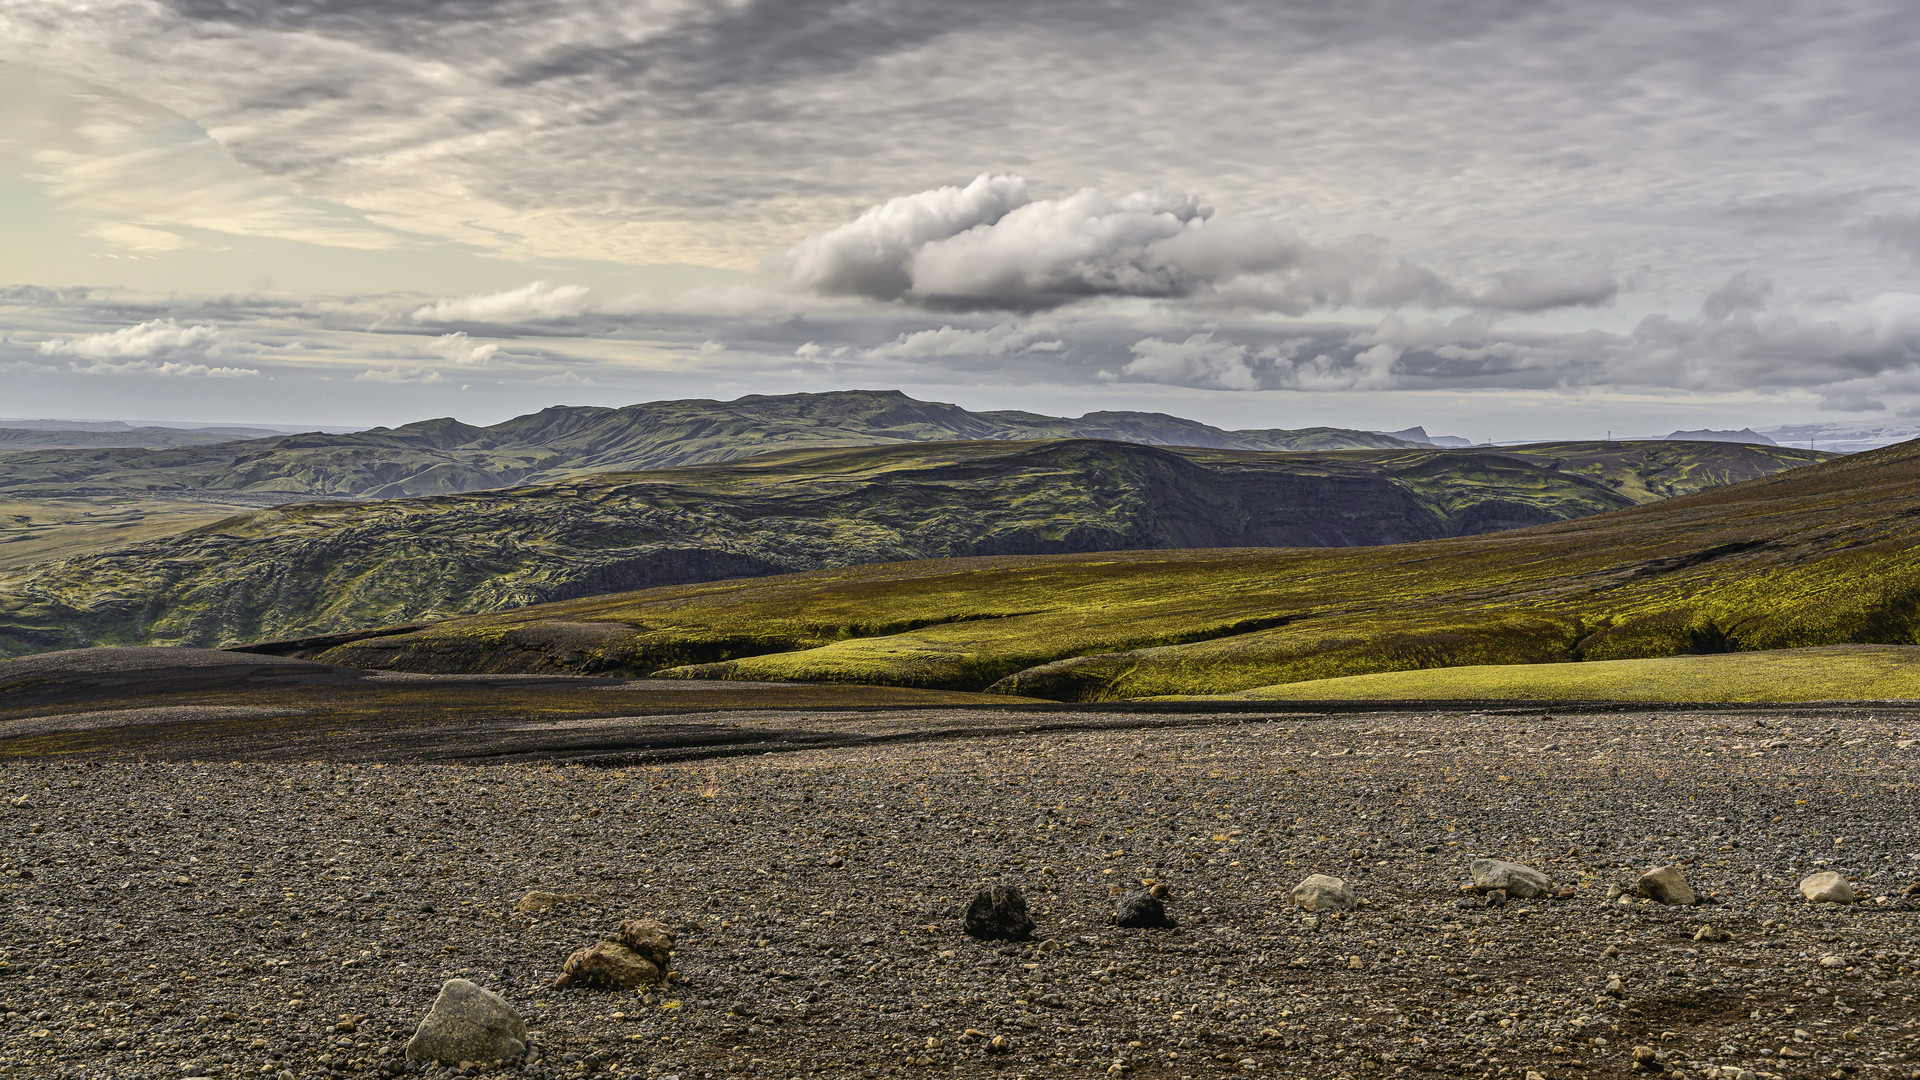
[0,389,1428,502]
[252,439,1920,699]
[0,437,1823,655]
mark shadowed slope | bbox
[252,441,1920,699]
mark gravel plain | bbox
[4,707,1920,1080]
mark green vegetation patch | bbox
[1184,644,1920,702]
[283,440,1920,700]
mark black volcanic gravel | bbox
[4,709,1920,1080]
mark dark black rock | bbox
[963,885,1035,941]
[1113,890,1177,929]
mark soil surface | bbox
[4,686,1919,1080]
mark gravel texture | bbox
[4,708,1919,1080]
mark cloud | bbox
[1364,262,1619,313]
[354,367,445,384]
[429,332,500,365]
[770,173,1617,315]
[64,359,261,377]
[38,318,223,360]
[769,173,1373,312]
[1117,334,1259,390]
[864,323,1064,359]
[410,282,594,324]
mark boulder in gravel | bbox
[404,978,527,1066]
[1468,858,1550,899]
[1636,864,1697,905]
[1290,874,1356,912]
[553,918,676,989]
[1799,871,1856,904]
[1113,889,1177,929]
[963,885,1035,941]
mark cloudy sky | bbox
[5,0,1920,439]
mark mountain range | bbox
[0,435,1825,655]
[0,390,1432,501]
[260,437,1920,699]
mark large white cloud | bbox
[38,317,222,360]
[769,173,1619,316]
[864,322,1063,360]
[410,281,593,324]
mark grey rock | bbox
[1799,871,1855,904]
[404,978,528,1066]
[1290,874,1356,912]
[1468,858,1550,899]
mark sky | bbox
[5,1,1920,440]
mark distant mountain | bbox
[1386,426,1478,448]
[1759,423,1920,454]
[0,390,1427,501]
[0,437,1830,654]
[1664,428,1778,446]
[0,421,295,451]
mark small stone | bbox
[515,890,586,914]
[405,979,527,1067]
[1290,874,1356,912]
[1819,954,1847,969]
[1799,871,1856,904]
[964,885,1036,941]
[1693,924,1730,942]
[1113,890,1176,929]
[1630,1044,1657,1071]
[1636,864,1696,906]
[1605,976,1626,998]
[1468,858,1550,899]
[988,1035,1011,1054]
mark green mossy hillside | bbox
[0,437,1814,655]
[269,440,1920,699]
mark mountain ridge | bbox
[0,390,1433,501]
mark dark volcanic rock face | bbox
[2,708,1917,1078]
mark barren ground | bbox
[4,700,1920,1080]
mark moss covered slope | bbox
[257,440,1919,697]
[2,437,1813,655]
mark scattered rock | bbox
[1800,871,1856,904]
[1692,924,1731,942]
[1468,858,1549,899]
[1112,889,1176,929]
[553,918,676,989]
[964,885,1035,941]
[1636,864,1696,906]
[1290,874,1356,912]
[404,979,528,1066]
[515,890,589,914]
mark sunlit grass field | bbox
[1179,644,1920,702]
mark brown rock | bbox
[553,941,662,990]
[614,918,676,969]
[1636,864,1697,906]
